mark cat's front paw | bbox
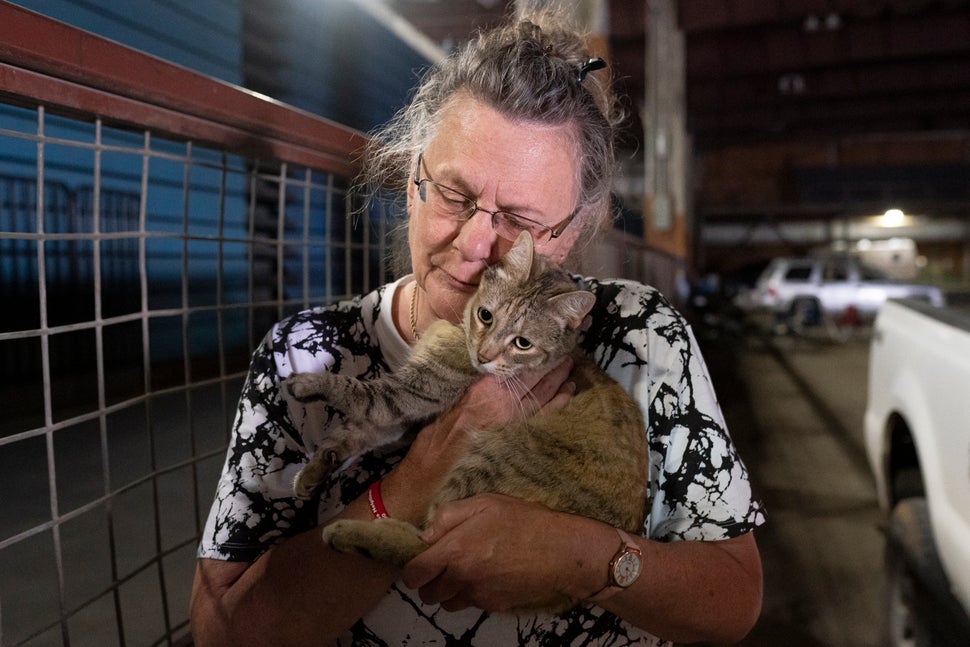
[293,449,340,499]
[285,372,330,402]
[292,467,319,500]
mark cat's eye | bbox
[513,336,532,350]
[477,307,493,325]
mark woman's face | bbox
[406,93,582,325]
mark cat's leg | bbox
[322,518,429,568]
[293,421,407,499]
[286,320,477,426]
[285,371,341,403]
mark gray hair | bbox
[360,10,624,267]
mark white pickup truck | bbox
[864,298,970,645]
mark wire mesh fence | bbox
[0,100,395,646]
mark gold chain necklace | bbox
[408,281,420,341]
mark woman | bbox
[191,12,764,647]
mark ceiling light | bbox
[880,208,905,227]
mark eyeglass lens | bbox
[420,180,552,243]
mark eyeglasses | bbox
[412,153,577,244]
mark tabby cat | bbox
[285,232,648,610]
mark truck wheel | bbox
[885,497,954,647]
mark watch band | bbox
[588,528,643,602]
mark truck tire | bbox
[885,497,970,647]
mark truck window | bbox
[784,266,813,282]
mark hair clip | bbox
[576,57,606,82]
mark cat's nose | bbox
[477,346,498,365]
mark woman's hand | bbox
[400,494,606,612]
[402,495,763,644]
[381,358,574,524]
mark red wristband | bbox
[367,480,390,519]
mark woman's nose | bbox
[454,208,499,262]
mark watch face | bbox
[614,552,641,587]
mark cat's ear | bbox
[549,290,596,330]
[502,231,536,281]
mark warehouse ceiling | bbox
[387,0,970,152]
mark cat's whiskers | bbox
[502,374,541,417]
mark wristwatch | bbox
[589,529,642,602]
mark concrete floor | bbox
[702,330,885,647]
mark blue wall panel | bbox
[11,0,244,83]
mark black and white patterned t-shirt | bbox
[198,275,765,646]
